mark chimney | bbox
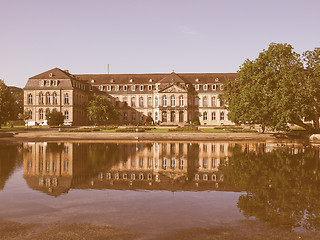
[64,69,69,73]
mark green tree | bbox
[87,94,119,124]
[0,79,14,127]
[46,109,64,126]
[221,43,319,132]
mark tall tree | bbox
[221,43,319,132]
[0,79,14,127]
[46,109,64,126]
[87,94,119,124]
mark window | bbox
[170,111,175,122]
[212,84,216,90]
[132,112,136,121]
[40,80,45,87]
[203,112,208,120]
[53,80,58,86]
[162,111,167,122]
[131,85,136,91]
[171,95,175,107]
[99,85,104,91]
[123,85,128,91]
[28,94,33,104]
[107,85,111,91]
[155,84,159,90]
[148,85,152,91]
[53,92,57,105]
[195,97,199,106]
[162,95,167,107]
[140,85,144,91]
[139,97,144,107]
[179,95,184,107]
[147,97,152,107]
[131,97,136,107]
[195,84,200,91]
[212,112,216,120]
[220,84,224,90]
[39,92,44,105]
[220,112,225,121]
[123,97,128,105]
[64,93,69,104]
[203,96,208,107]
[179,158,184,169]
[140,113,144,121]
[64,110,69,120]
[46,92,50,105]
[47,80,51,87]
[28,110,32,119]
[115,85,119,91]
[155,96,158,106]
[212,96,217,106]
[39,109,44,120]
[155,112,158,121]
[203,84,208,90]
[124,112,128,121]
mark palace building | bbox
[24,67,237,126]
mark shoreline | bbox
[0,130,300,143]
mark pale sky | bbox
[1,0,319,88]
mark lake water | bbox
[0,141,320,236]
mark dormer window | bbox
[107,85,111,91]
[110,79,114,83]
[131,85,136,91]
[212,84,217,90]
[215,78,219,82]
[220,84,223,90]
[123,85,128,91]
[53,80,58,86]
[155,84,159,90]
[195,84,200,91]
[140,85,144,91]
[195,78,199,82]
[203,84,208,91]
[91,79,95,83]
[99,85,104,91]
[40,80,45,87]
[49,73,53,77]
[148,85,152,91]
[47,80,51,87]
[115,85,120,91]
[149,79,153,83]
[130,79,134,83]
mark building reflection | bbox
[23,141,306,196]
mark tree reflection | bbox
[220,144,320,230]
[0,143,22,190]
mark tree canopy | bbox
[46,109,64,126]
[0,79,14,126]
[87,94,119,124]
[221,43,320,132]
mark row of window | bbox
[27,109,69,120]
[99,84,223,92]
[28,93,70,105]
[113,95,222,108]
[40,80,59,87]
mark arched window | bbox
[179,96,184,107]
[170,111,175,122]
[46,92,50,105]
[64,93,69,104]
[212,96,216,106]
[220,112,224,121]
[64,110,69,120]
[28,110,32,119]
[147,97,152,107]
[53,92,57,105]
[131,97,136,107]
[162,95,167,107]
[139,96,144,107]
[155,96,158,107]
[39,109,44,120]
[203,96,208,107]
[45,108,50,118]
[212,112,216,120]
[28,94,33,104]
[162,111,167,122]
[171,95,175,107]
[195,97,199,106]
[203,112,208,120]
[39,92,44,105]
[179,111,184,122]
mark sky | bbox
[0,0,319,88]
